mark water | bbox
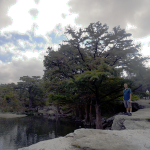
[0,116,83,150]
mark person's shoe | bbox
[125,112,129,115]
[128,112,132,116]
[129,112,132,116]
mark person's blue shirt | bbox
[123,88,132,101]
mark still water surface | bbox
[0,116,83,150]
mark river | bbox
[0,115,84,150]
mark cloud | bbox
[29,8,39,18]
[0,0,79,37]
[0,57,45,84]
[34,0,40,5]
[68,0,150,38]
[0,42,47,84]
[0,32,63,84]
[0,0,17,29]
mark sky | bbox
[0,0,150,84]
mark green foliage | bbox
[0,91,24,112]
[116,92,139,102]
[134,91,149,99]
[47,93,73,105]
[131,94,140,101]
[61,107,68,112]
[15,76,46,108]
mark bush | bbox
[134,91,148,99]
[61,106,69,112]
[131,94,140,101]
[116,93,139,101]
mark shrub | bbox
[131,94,140,101]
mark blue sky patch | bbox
[0,52,13,62]
[49,31,67,44]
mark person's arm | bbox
[129,93,132,102]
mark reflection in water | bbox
[0,116,83,150]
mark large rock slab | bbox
[18,128,150,150]
[111,99,150,130]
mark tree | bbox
[70,62,132,129]
[0,83,25,112]
[15,76,45,109]
[43,21,148,129]
[64,21,149,77]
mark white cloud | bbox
[17,39,37,49]
[0,45,48,84]
[0,0,17,29]
[0,43,19,55]
[1,0,79,37]
[0,57,45,84]
[126,23,137,30]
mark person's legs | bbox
[124,100,129,114]
[126,107,129,113]
[129,107,132,113]
[127,101,132,116]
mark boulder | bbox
[102,112,125,129]
[47,110,55,116]
[38,105,57,116]
[132,102,145,110]
[18,128,150,150]
[111,99,150,130]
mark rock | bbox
[18,128,150,150]
[47,110,55,116]
[38,105,58,116]
[112,99,150,130]
[132,102,145,110]
[102,112,125,129]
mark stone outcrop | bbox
[18,99,150,150]
[112,99,150,130]
[38,105,73,118]
[38,105,57,116]
[18,128,150,150]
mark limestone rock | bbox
[18,128,150,150]
[111,99,150,130]
[47,110,55,116]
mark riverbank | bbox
[0,112,27,118]
[18,99,150,150]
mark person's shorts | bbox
[123,100,132,108]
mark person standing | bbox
[123,83,132,116]
[146,90,149,99]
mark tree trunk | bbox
[78,104,83,120]
[29,97,32,109]
[95,103,103,129]
[85,103,90,124]
[89,104,93,126]
[57,104,61,114]
[75,105,79,118]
